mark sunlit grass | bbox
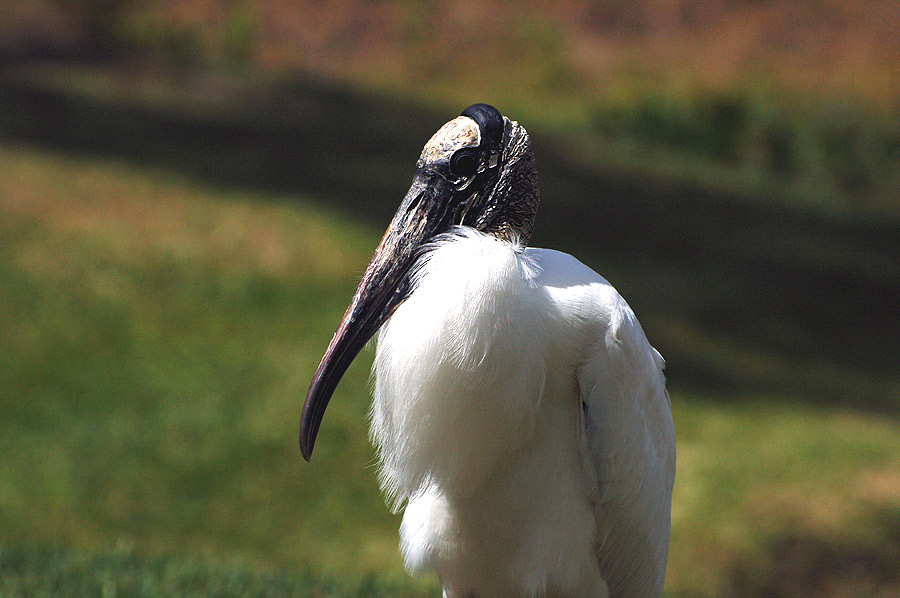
[669,397,900,596]
[0,143,898,596]
[0,144,407,576]
[0,545,431,597]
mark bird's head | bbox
[299,103,538,460]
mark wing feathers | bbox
[579,300,675,598]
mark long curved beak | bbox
[300,173,458,460]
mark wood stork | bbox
[300,104,676,598]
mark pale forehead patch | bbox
[420,116,480,163]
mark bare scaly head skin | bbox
[420,116,480,165]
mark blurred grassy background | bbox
[0,1,898,596]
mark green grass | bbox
[0,545,430,597]
[1,142,899,597]
[670,397,900,596]
[0,145,414,576]
[586,91,900,217]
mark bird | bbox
[300,103,676,598]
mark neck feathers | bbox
[477,121,540,245]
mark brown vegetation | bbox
[2,1,899,106]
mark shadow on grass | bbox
[723,507,900,598]
[0,60,897,413]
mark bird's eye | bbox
[449,148,478,178]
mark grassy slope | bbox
[1,143,899,597]
[0,145,420,580]
[1,2,898,595]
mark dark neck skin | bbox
[478,125,540,245]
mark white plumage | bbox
[300,104,675,598]
[372,229,675,597]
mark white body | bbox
[372,228,676,598]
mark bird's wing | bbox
[524,247,675,596]
[577,293,676,598]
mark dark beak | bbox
[299,172,461,460]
